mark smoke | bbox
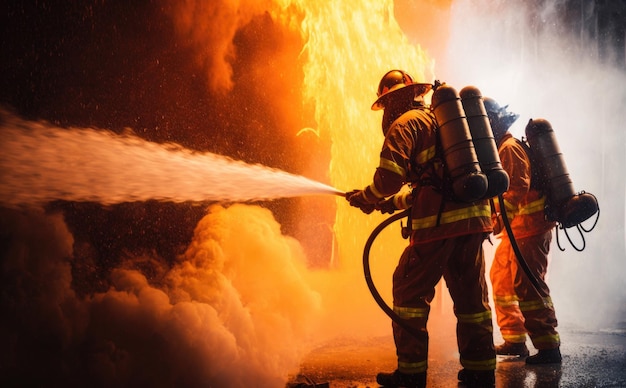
[0,2,339,385]
[167,0,273,93]
[393,0,626,342]
[436,0,626,331]
[2,1,624,386]
[0,204,322,387]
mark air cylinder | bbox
[431,85,487,202]
[460,86,510,199]
[525,118,598,227]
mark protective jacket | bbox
[490,131,560,350]
[361,108,493,243]
[492,132,556,238]
[360,107,496,374]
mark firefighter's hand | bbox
[346,189,375,214]
[376,196,397,214]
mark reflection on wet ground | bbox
[296,323,626,387]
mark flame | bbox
[3,2,624,386]
[167,1,436,295]
[266,0,436,336]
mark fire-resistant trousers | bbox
[391,233,495,374]
[490,230,560,349]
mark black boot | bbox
[495,341,529,357]
[457,369,495,388]
[376,370,426,388]
[525,348,562,364]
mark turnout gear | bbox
[376,370,426,388]
[346,189,375,214]
[495,341,530,357]
[525,348,562,364]
[375,190,412,215]
[491,231,560,351]
[486,98,562,366]
[457,369,496,388]
[371,107,493,243]
[393,233,495,375]
[485,100,599,231]
[349,71,496,384]
[492,133,555,239]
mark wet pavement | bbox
[292,318,626,387]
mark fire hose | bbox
[362,208,422,338]
[495,192,600,296]
[361,197,550,338]
[494,194,546,297]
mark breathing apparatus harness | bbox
[360,203,552,337]
[554,202,600,252]
[362,192,599,338]
[361,83,510,337]
[514,135,600,253]
[362,205,551,339]
[361,84,600,335]
[491,189,599,298]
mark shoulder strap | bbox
[516,138,544,193]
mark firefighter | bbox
[484,97,562,364]
[346,70,496,388]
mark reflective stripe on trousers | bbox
[490,230,560,349]
[392,233,495,372]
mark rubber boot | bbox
[376,370,426,388]
[525,348,562,364]
[457,369,495,388]
[495,341,529,357]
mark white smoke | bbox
[442,0,626,331]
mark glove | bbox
[375,196,397,214]
[345,189,375,214]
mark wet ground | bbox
[291,318,626,388]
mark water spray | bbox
[0,110,344,207]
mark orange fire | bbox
[171,0,453,351]
[265,0,445,337]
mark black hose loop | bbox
[362,209,423,339]
[561,224,586,252]
[579,192,600,233]
[498,194,547,298]
[556,224,566,252]
[555,192,600,252]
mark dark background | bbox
[1,0,624,283]
[0,1,624,385]
[1,1,336,295]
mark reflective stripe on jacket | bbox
[373,108,492,244]
[496,133,556,239]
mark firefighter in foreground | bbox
[484,98,562,364]
[346,70,496,388]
